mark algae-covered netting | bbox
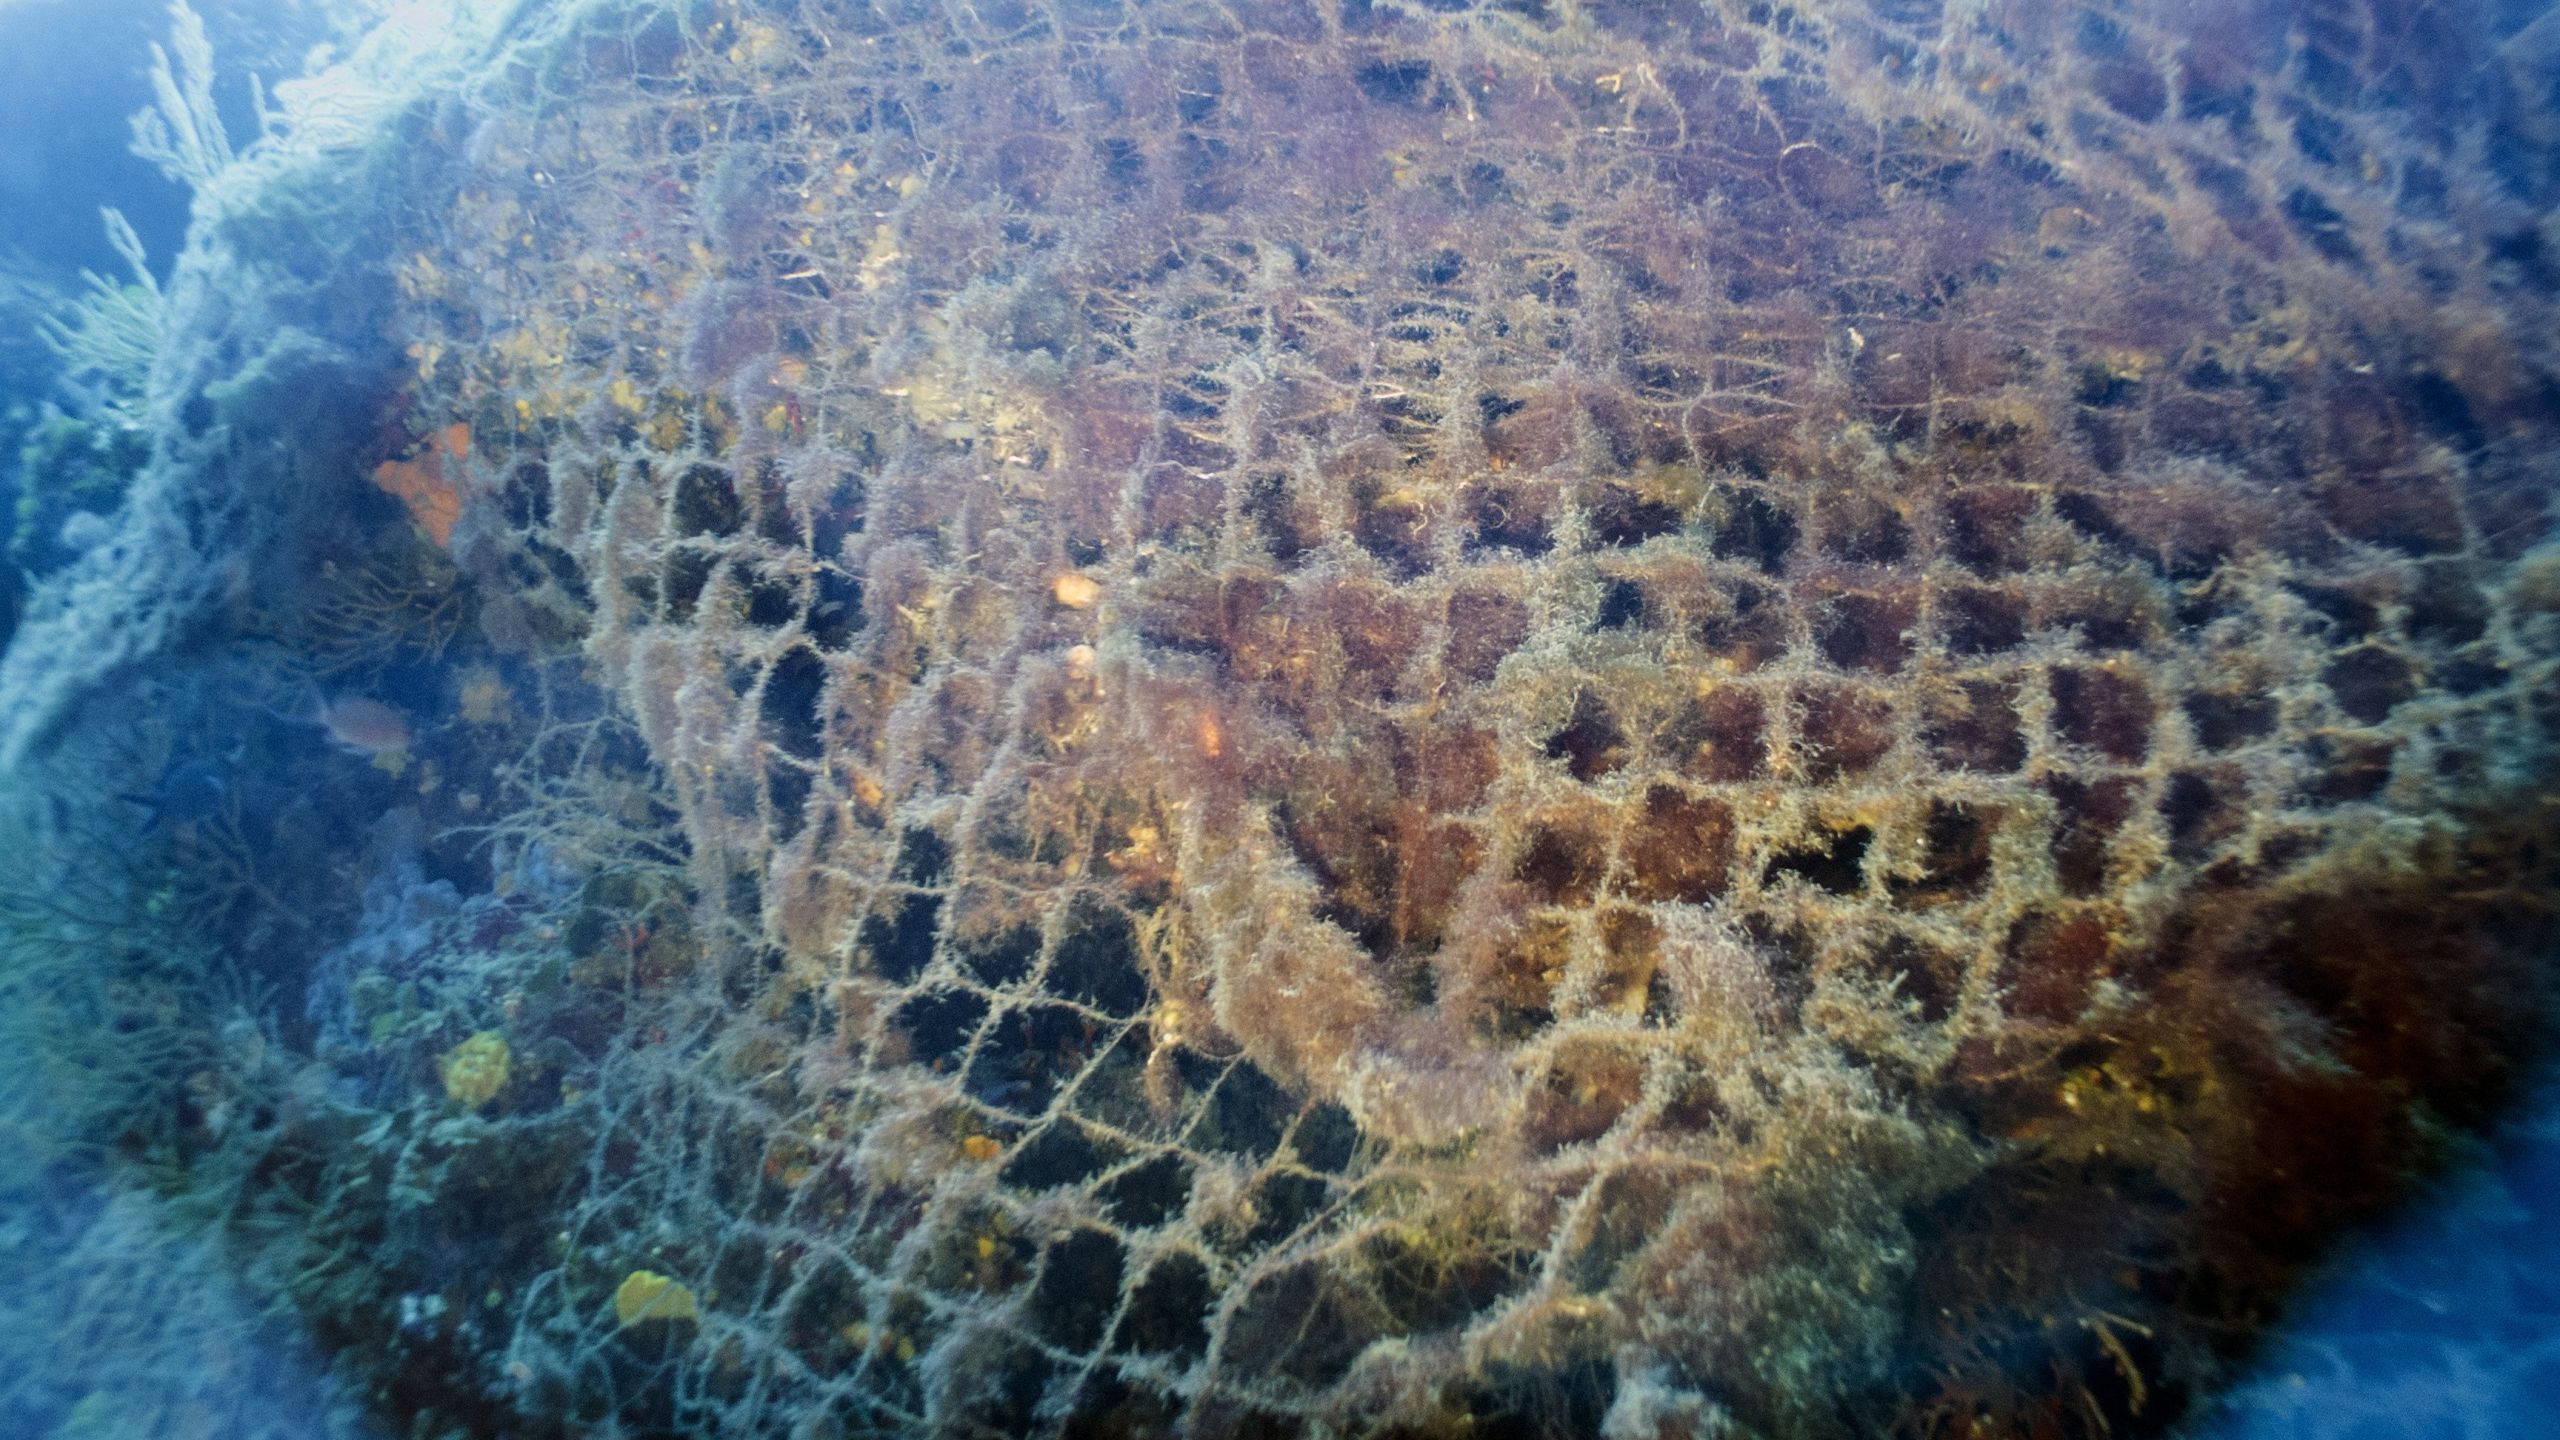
[10,1,2560,1437]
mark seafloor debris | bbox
[2,2,2558,1439]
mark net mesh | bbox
[336,0,2560,1433]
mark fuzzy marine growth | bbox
[338,0,2560,1436]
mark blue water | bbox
[2197,1073,2560,1439]
[0,0,199,286]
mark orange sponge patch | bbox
[370,421,471,547]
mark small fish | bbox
[312,695,413,758]
[119,752,234,830]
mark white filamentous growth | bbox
[128,1,235,192]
